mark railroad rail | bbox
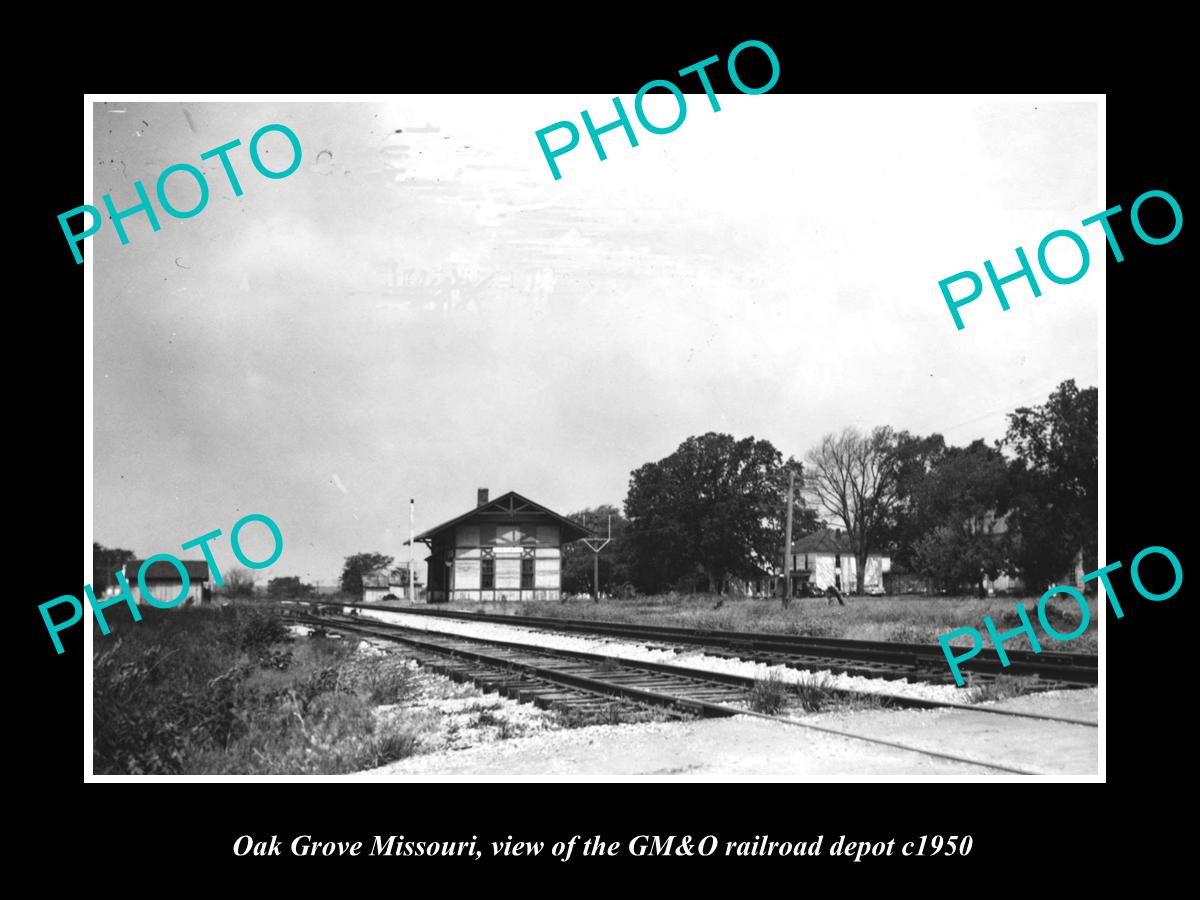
[285,610,1093,776]
[298,600,1098,688]
[286,610,1096,724]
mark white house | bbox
[790,528,890,596]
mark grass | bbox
[444,592,1098,654]
[93,603,423,775]
[967,674,1040,703]
[748,673,891,716]
[471,708,514,739]
[747,674,790,714]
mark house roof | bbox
[124,559,211,581]
[791,527,856,554]
[412,490,591,544]
[364,568,416,588]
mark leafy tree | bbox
[223,567,256,597]
[884,432,948,570]
[623,433,811,594]
[905,440,1015,591]
[805,427,901,595]
[266,576,314,599]
[340,552,394,596]
[92,543,135,594]
[1002,379,1097,590]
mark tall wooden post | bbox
[408,498,415,603]
[783,469,795,603]
[583,514,611,604]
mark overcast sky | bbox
[90,96,1100,585]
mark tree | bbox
[623,433,812,594]
[223,567,256,597]
[266,576,314,599]
[884,431,948,571]
[1002,379,1098,590]
[340,552,394,596]
[92,543,135,595]
[560,505,632,595]
[905,440,1015,592]
[805,427,901,595]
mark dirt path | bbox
[358,689,1097,779]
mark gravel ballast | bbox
[359,610,978,704]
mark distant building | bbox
[123,559,211,606]
[790,528,890,596]
[363,567,421,604]
[974,510,1028,596]
[414,489,590,602]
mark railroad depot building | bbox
[122,559,212,606]
[790,527,890,596]
[414,489,590,602]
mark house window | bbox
[521,550,535,589]
[481,555,495,590]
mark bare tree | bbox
[223,567,257,598]
[805,427,900,595]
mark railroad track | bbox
[284,610,1094,776]
[300,600,1098,688]
[289,612,744,721]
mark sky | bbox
[90,96,1101,586]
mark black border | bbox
[23,26,1188,882]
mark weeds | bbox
[968,675,1039,703]
[790,674,841,713]
[748,674,790,714]
[353,658,418,705]
[93,603,423,775]
[474,709,514,739]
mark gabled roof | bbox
[791,527,856,554]
[413,490,591,544]
[125,559,211,581]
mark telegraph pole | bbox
[408,498,415,603]
[582,514,612,604]
[783,469,795,605]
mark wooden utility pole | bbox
[408,498,415,603]
[783,469,795,606]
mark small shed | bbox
[123,559,211,606]
[363,568,418,604]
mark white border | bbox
[82,92,1105,784]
